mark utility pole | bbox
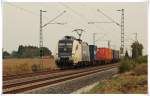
[72,29,85,40]
[39,10,46,68]
[39,10,66,67]
[88,9,125,56]
[93,33,96,45]
[96,40,111,48]
[117,9,124,55]
[108,40,110,48]
[40,10,46,59]
[134,32,138,41]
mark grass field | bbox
[88,63,147,94]
[3,57,58,76]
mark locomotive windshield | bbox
[58,40,73,56]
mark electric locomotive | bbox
[55,36,90,69]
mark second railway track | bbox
[3,63,119,94]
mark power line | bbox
[42,10,67,27]
[79,4,121,49]
[6,3,44,18]
[86,7,124,52]
[6,2,66,25]
[72,29,85,40]
[134,32,138,41]
[93,33,96,45]
[59,3,113,42]
[117,9,125,56]
[39,10,66,67]
[94,8,125,55]
[97,9,120,26]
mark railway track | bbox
[3,69,61,81]
[3,64,119,94]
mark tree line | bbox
[3,45,52,59]
[125,41,144,59]
[3,41,145,59]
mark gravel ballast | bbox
[25,67,118,94]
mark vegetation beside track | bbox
[119,56,147,73]
[3,57,57,76]
[88,56,147,94]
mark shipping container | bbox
[112,50,120,62]
[96,48,112,63]
[89,45,97,61]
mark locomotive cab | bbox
[56,36,74,68]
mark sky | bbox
[3,2,148,55]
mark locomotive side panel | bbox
[72,40,82,64]
[81,42,90,62]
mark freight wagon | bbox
[89,45,97,65]
[96,48,112,64]
[112,50,120,63]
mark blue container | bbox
[89,45,97,61]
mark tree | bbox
[131,41,143,58]
[11,51,19,58]
[125,50,129,59]
[18,45,24,56]
[9,45,52,58]
[41,47,52,56]
[3,51,10,58]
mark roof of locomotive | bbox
[60,35,89,45]
[61,36,76,40]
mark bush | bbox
[31,64,39,72]
[119,55,147,73]
[31,64,45,72]
[134,56,147,64]
[133,64,147,75]
[119,59,136,73]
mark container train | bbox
[55,36,120,69]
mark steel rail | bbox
[3,64,119,94]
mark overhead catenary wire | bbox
[6,3,67,54]
[6,3,40,17]
[6,3,66,25]
[59,3,96,32]
[59,3,113,40]
[97,9,120,26]
[81,5,120,37]
[42,10,67,27]
[39,9,67,68]
[7,2,125,50]
[7,3,119,39]
[80,3,121,48]
[60,3,121,49]
[58,3,91,39]
[88,7,125,54]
